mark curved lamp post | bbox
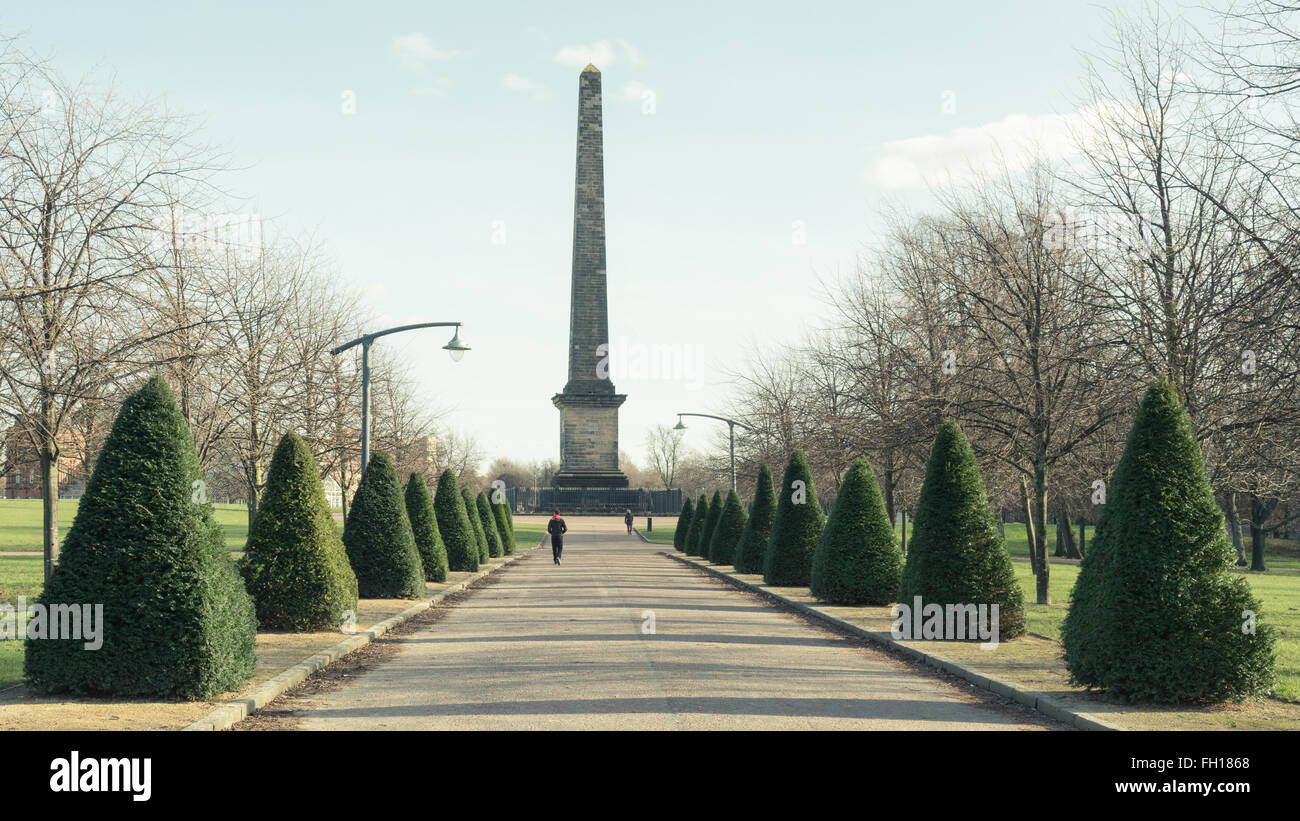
[673,412,754,490]
[331,322,469,476]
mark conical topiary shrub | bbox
[435,469,478,572]
[462,487,489,562]
[734,464,776,573]
[491,496,516,555]
[709,489,747,566]
[1062,380,1275,702]
[240,432,359,630]
[763,449,826,586]
[701,491,725,561]
[899,421,1024,640]
[674,497,695,552]
[685,493,709,557]
[406,472,449,583]
[344,452,425,599]
[476,492,504,558]
[24,376,256,698]
[810,457,902,605]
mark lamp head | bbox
[443,326,470,362]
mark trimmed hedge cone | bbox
[734,463,776,573]
[462,487,489,562]
[434,469,479,572]
[24,376,257,698]
[491,497,516,555]
[899,421,1024,641]
[685,493,709,557]
[475,492,504,558]
[700,490,725,561]
[709,489,747,566]
[810,457,901,605]
[763,449,826,586]
[406,472,449,583]
[674,497,695,552]
[344,451,426,599]
[240,432,359,630]
[1062,380,1275,702]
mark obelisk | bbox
[551,65,628,489]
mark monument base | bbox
[550,469,630,489]
[552,390,627,489]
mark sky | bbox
[5,0,1217,471]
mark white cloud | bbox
[616,39,642,65]
[411,78,453,98]
[868,106,1108,189]
[553,39,639,68]
[622,80,651,101]
[502,73,547,101]
[392,33,465,71]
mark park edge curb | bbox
[663,550,1123,732]
[184,537,544,732]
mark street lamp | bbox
[673,412,754,491]
[331,322,469,476]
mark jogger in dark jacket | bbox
[547,511,567,564]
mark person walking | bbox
[624,509,634,536]
[547,510,567,565]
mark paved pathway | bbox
[288,518,1049,730]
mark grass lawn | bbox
[0,554,44,689]
[641,523,676,545]
[0,499,78,551]
[511,522,547,547]
[997,521,1300,570]
[0,498,248,552]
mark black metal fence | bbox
[504,487,682,515]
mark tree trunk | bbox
[39,437,60,582]
[1250,494,1270,572]
[900,509,907,555]
[1054,507,1067,557]
[1078,520,1086,558]
[1061,509,1081,559]
[1226,492,1246,566]
[1020,477,1039,578]
[883,466,896,532]
[244,459,263,529]
[997,510,1005,539]
[1031,468,1050,605]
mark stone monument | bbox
[551,65,628,489]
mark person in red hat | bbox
[547,510,567,565]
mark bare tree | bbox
[0,48,223,578]
[1068,7,1300,569]
[929,165,1124,603]
[644,423,685,490]
[433,427,485,487]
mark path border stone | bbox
[185,539,542,731]
[664,551,1122,732]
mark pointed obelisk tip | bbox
[582,63,600,73]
